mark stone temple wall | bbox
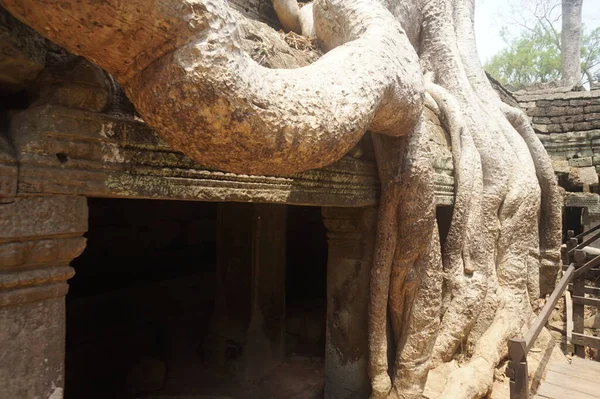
[515,89,600,134]
[513,88,600,229]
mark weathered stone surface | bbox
[516,89,600,135]
[0,237,86,270]
[568,166,599,188]
[514,88,600,102]
[7,105,456,207]
[584,314,600,329]
[0,194,87,399]
[564,192,600,216]
[0,298,66,399]
[0,195,87,239]
[0,7,46,93]
[568,157,593,167]
[551,159,570,174]
[322,206,376,399]
[33,58,116,112]
[0,133,17,203]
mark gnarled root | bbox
[369,117,441,398]
[1,0,565,398]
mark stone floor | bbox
[141,355,324,399]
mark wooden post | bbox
[564,230,575,265]
[565,289,574,354]
[507,338,528,399]
[572,249,586,358]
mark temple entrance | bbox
[564,206,584,239]
[66,198,218,399]
[65,198,327,399]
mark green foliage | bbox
[484,24,600,88]
[581,27,600,83]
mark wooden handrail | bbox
[568,228,600,255]
[574,252,600,279]
[523,263,576,352]
[575,222,600,240]
[507,262,577,399]
[507,242,587,399]
[507,225,600,399]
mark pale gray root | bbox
[272,0,315,37]
[2,0,424,175]
[500,103,563,283]
[130,0,424,175]
[424,82,482,277]
[369,132,408,398]
[387,118,436,351]
[299,3,315,37]
[369,114,441,399]
[454,0,561,297]
[453,0,562,280]
[420,0,503,367]
[388,119,443,399]
[272,0,303,33]
[432,0,561,396]
[2,0,566,398]
[390,221,443,399]
[424,81,486,364]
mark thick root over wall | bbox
[1,0,563,398]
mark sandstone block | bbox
[0,195,88,240]
[568,166,599,187]
[569,157,594,167]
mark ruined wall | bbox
[514,88,600,229]
[515,89,600,134]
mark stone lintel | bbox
[8,105,456,207]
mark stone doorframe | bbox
[0,195,88,399]
[0,194,377,399]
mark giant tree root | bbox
[1,0,565,398]
[367,0,563,396]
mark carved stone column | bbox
[205,202,287,381]
[322,206,377,399]
[0,195,87,399]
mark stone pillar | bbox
[322,206,377,399]
[205,202,286,381]
[0,195,87,399]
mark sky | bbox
[474,0,600,64]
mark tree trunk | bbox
[0,0,564,397]
[561,0,583,87]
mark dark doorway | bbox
[286,205,328,357]
[436,205,454,249]
[563,206,584,240]
[65,199,328,399]
[66,198,217,399]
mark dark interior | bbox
[65,198,327,399]
[436,205,454,249]
[563,206,584,240]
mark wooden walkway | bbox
[534,357,600,399]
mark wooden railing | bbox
[507,229,600,399]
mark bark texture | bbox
[1,0,563,398]
[561,0,583,87]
